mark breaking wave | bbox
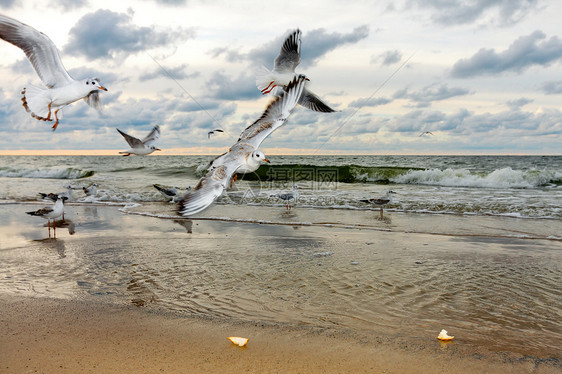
[0,167,94,179]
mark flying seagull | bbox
[117,125,161,156]
[256,29,336,113]
[0,14,107,131]
[419,131,434,137]
[26,195,67,238]
[178,75,306,216]
[360,190,396,219]
[208,129,224,139]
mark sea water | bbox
[1,155,560,219]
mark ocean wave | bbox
[0,167,94,179]
[392,167,561,188]
[233,164,562,188]
[243,164,419,184]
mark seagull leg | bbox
[262,84,277,95]
[51,109,60,131]
[230,174,238,188]
[261,81,275,94]
[47,219,51,238]
[45,102,52,121]
[380,208,383,219]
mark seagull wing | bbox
[273,29,301,74]
[142,125,161,146]
[0,15,73,88]
[299,88,336,113]
[116,128,143,148]
[237,75,306,149]
[178,159,241,216]
[27,206,54,216]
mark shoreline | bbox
[1,203,561,373]
[1,295,560,374]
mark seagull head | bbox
[252,150,270,164]
[86,78,108,91]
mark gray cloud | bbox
[371,50,402,66]
[139,64,200,81]
[143,0,187,5]
[205,71,260,101]
[393,84,471,107]
[215,26,370,70]
[0,0,17,8]
[63,9,195,60]
[349,97,392,108]
[49,0,88,11]
[506,97,533,109]
[451,31,562,78]
[541,80,562,94]
[404,0,539,26]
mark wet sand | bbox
[0,203,560,373]
[1,296,559,374]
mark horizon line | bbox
[0,148,559,156]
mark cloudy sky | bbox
[0,0,561,155]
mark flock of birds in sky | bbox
[1,14,396,236]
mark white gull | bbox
[0,14,107,130]
[117,125,161,156]
[256,29,336,113]
[179,75,306,216]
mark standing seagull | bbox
[179,76,306,216]
[154,184,191,203]
[360,190,396,219]
[272,184,301,210]
[117,125,161,156]
[256,29,336,113]
[0,14,108,131]
[26,195,67,238]
[38,185,73,220]
[82,183,97,197]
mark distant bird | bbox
[271,185,301,210]
[419,131,434,137]
[83,183,97,197]
[207,129,224,139]
[117,125,161,156]
[153,184,191,203]
[360,190,396,218]
[26,195,67,238]
[178,75,306,216]
[0,14,107,131]
[256,29,336,113]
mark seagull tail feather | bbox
[21,85,53,122]
[255,65,274,94]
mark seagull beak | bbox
[99,86,108,91]
[156,148,162,151]
[264,158,270,163]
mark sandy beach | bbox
[0,202,560,373]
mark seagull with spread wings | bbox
[179,75,306,216]
[256,29,336,113]
[116,125,161,156]
[0,14,108,131]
